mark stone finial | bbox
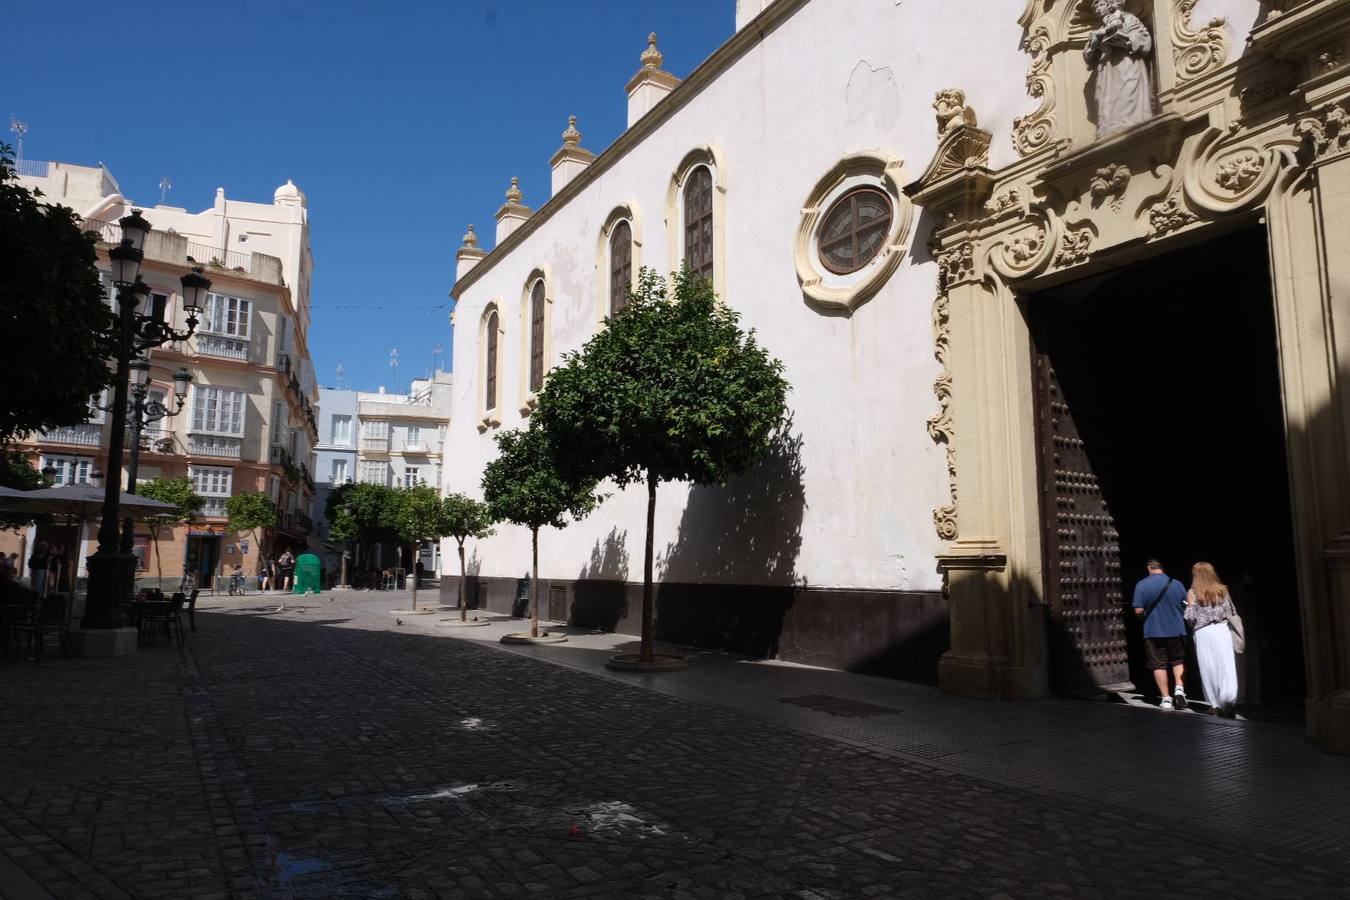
[641,32,663,69]
[562,115,582,146]
[505,176,523,204]
[461,224,479,248]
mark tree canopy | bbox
[0,450,44,531]
[392,483,451,607]
[0,145,112,445]
[326,481,400,554]
[538,267,789,489]
[482,423,599,533]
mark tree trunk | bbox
[409,543,419,609]
[458,540,467,621]
[641,472,657,662]
[151,524,162,584]
[530,527,540,639]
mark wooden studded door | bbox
[1034,332,1133,694]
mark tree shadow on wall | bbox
[571,528,630,631]
[653,428,807,658]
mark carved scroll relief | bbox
[1013,25,1057,156]
[1172,0,1229,85]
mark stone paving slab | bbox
[0,589,1347,899]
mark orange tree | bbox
[536,267,788,663]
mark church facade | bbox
[443,0,1350,752]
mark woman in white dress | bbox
[1184,562,1239,717]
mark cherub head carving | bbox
[1093,0,1126,21]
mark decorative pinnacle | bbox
[641,32,663,69]
[562,115,581,146]
[505,177,523,204]
[461,224,478,248]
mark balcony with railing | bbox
[200,496,228,518]
[195,332,250,361]
[188,434,243,459]
[42,423,103,447]
[81,218,285,287]
[359,436,389,453]
[16,159,51,178]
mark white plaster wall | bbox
[444,0,1035,591]
[1193,0,1261,57]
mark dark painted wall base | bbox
[440,575,949,684]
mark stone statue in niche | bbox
[1084,0,1156,138]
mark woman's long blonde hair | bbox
[1191,562,1228,605]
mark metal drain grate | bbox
[778,694,901,718]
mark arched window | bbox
[609,221,633,315]
[485,309,499,411]
[683,166,714,282]
[528,280,546,393]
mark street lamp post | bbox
[80,209,211,635]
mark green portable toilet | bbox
[293,552,322,595]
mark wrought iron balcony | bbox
[200,496,229,518]
[42,423,102,446]
[195,333,250,360]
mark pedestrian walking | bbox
[277,550,295,592]
[1132,558,1190,710]
[260,558,274,592]
[1184,561,1240,717]
[28,541,50,597]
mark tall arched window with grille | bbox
[485,309,499,412]
[528,280,546,393]
[609,221,633,316]
[683,166,714,282]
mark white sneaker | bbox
[1173,688,1189,710]
[1159,697,1174,710]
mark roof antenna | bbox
[159,176,172,204]
[9,116,28,162]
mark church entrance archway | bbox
[1028,225,1305,707]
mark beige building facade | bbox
[444,0,1350,752]
[5,163,320,587]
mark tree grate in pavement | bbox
[778,694,902,718]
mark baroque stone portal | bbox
[1084,0,1156,137]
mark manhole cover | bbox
[778,694,901,718]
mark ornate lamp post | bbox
[80,209,211,636]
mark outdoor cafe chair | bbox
[13,593,69,664]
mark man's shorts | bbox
[1145,636,1186,670]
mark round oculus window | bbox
[816,186,894,275]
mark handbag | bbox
[1227,612,1246,653]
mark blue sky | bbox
[8,1,733,392]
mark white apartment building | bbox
[5,160,320,586]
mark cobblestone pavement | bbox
[1,590,1348,899]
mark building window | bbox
[331,415,351,444]
[362,420,388,439]
[189,465,232,496]
[817,186,894,275]
[683,166,714,282]
[406,425,421,448]
[191,387,246,435]
[201,294,252,338]
[609,221,633,315]
[528,280,546,393]
[42,456,91,486]
[485,309,499,412]
[359,461,388,485]
[330,459,348,483]
[403,466,421,487]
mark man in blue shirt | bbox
[1132,558,1189,709]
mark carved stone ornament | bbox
[1149,195,1200,235]
[985,185,1025,215]
[937,242,977,291]
[1008,228,1046,265]
[1053,228,1093,267]
[1084,0,1158,139]
[1316,46,1347,73]
[927,291,957,541]
[1089,163,1131,209]
[1171,0,1229,85]
[935,88,979,135]
[1013,25,1056,156]
[1257,0,1306,23]
[1214,153,1265,192]
[1296,99,1350,161]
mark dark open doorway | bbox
[1031,225,1304,708]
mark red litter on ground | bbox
[567,825,581,839]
